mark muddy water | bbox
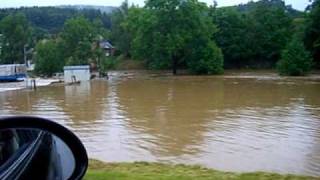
[0,71,320,176]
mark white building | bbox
[64,65,90,83]
[0,64,26,81]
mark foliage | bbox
[99,57,117,72]
[277,37,313,76]
[187,41,224,75]
[212,0,292,68]
[236,0,303,18]
[34,40,64,76]
[60,16,96,65]
[125,7,155,65]
[85,160,317,180]
[0,13,31,64]
[130,0,223,74]
[110,0,132,56]
[92,19,110,40]
[305,0,320,67]
[1,0,316,74]
[211,7,248,68]
[0,7,112,34]
[248,0,291,65]
[33,15,111,74]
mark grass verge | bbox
[84,160,318,180]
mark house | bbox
[64,65,90,83]
[99,40,115,57]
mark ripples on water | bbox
[0,71,320,176]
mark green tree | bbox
[126,7,158,66]
[305,0,320,68]
[60,16,95,65]
[110,0,132,57]
[31,15,109,75]
[34,40,64,76]
[211,0,292,69]
[277,37,313,76]
[212,7,248,68]
[92,18,110,40]
[187,41,224,74]
[132,0,223,74]
[246,0,291,67]
[0,13,31,64]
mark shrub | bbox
[100,57,117,72]
[116,54,126,61]
[187,41,224,75]
[277,38,313,76]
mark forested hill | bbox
[0,6,113,34]
[58,5,117,14]
[236,0,304,18]
[0,1,303,35]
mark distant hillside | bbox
[0,6,112,34]
[0,0,304,36]
[58,5,117,14]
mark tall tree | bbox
[277,37,313,76]
[34,40,64,76]
[145,0,191,74]
[212,7,248,68]
[110,0,132,56]
[60,16,95,65]
[0,13,31,64]
[132,0,223,74]
[247,0,291,67]
[212,0,292,68]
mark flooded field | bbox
[0,71,320,176]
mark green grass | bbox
[84,160,318,180]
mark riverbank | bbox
[85,160,317,180]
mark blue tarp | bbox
[0,74,26,81]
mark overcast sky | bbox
[0,0,310,11]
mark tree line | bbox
[0,7,112,33]
[0,0,319,76]
[110,0,318,75]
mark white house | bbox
[64,65,90,83]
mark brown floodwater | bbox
[0,70,320,176]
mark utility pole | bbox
[0,34,3,61]
[24,44,27,66]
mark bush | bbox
[115,54,126,61]
[187,41,224,75]
[100,57,117,72]
[277,38,313,76]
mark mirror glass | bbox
[0,128,75,180]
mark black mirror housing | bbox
[0,116,88,180]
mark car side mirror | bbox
[0,116,88,180]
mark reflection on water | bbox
[0,71,320,176]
